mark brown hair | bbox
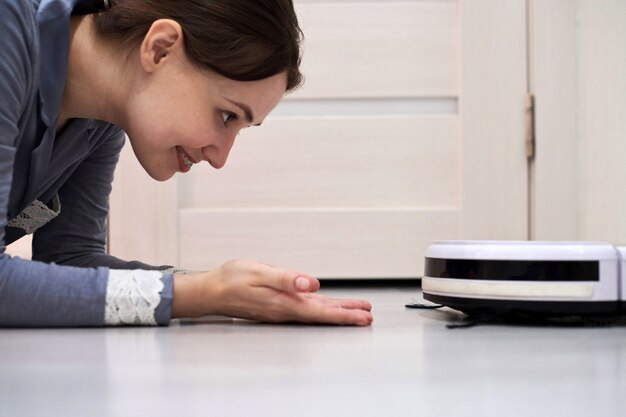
[93,0,303,91]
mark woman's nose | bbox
[203,132,237,169]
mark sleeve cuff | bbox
[154,272,173,326]
[104,269,172,326]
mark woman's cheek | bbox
[188,125,219,149]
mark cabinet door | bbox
[108,0,529,278]
[530,0,626,244]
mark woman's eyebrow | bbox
[224,98,261,126]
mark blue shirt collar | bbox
[34,0,82,128]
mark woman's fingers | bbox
[336,298,373,311]
[253,263,321,293]
[305,300,373,326]
[285,293,373,326]
[260,269,372,324]
[300,293,372,311]
[224,259,320,293]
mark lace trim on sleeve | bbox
[8,194,61,234]
[104,270,165,326]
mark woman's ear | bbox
[139,19,184,71]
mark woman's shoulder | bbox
[0,0,39,65]
[0,1,37,25]
[0,1,40,144]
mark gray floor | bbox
[1,285,625,417]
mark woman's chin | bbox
[153,171,176,182]
[144,166,176,182]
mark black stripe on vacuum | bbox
[425,258,599,282]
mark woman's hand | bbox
[172,259,373,326]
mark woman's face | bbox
[123,23,287,181]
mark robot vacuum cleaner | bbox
[422,241,626,317]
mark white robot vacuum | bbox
[422,241,626,317]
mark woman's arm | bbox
[30,126,174,271]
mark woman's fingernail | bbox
[295,277,309,291]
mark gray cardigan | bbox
[0,0,174,326]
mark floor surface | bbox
[1,285,625,417]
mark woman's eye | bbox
[222,112,237,125]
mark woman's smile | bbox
[176,146,196,172]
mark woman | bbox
[0,0,373,327]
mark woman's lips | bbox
[176,146,194,172]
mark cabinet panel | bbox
[178,116,459,209]
[291,2,457,98]
[179,209,461,278]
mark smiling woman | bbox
[0,0,373,327]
